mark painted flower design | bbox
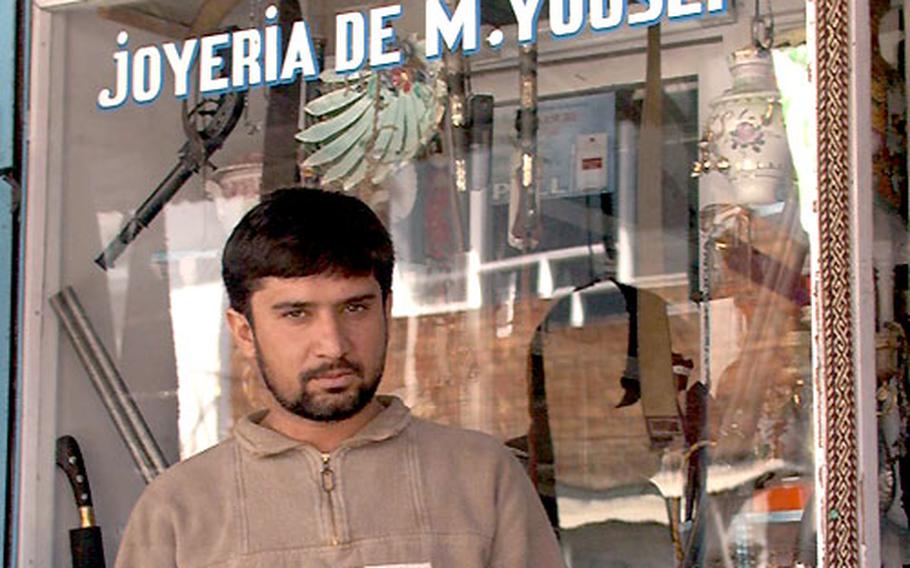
[730,120,765,152]
[389,68,413,94]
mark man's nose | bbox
[312,311,351,358]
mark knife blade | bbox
[56,435,107,568]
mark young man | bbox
[114,188,565,568]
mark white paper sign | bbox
[575,133,608,191]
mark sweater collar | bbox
[234,395,412,457]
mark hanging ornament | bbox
[296,37,446,192]
[693,0,795,207]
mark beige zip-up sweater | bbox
[114,396,565,568]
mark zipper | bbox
[320,453,340,546]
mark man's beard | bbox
[254,341,384,422]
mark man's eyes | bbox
[282,309,308,319]
[279,303,370,319]
[345,303,369,314]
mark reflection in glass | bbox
[42,2,820,566]
[871,0,910,563]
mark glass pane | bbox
[870,1,910,565]
[38,1,816,566]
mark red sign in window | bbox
[581,157,603,170]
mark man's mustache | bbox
[300,359,364,382]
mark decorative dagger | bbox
[56,435,107,568]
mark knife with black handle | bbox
[56,435,107,568]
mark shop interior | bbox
[21,0,910,565]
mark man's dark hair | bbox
[222,188,395,316]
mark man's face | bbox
[228,274,390,422]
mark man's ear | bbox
[384,292,393,320]
[226,308,256,359]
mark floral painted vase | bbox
[694,47,794,206]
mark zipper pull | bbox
[320,453,340,546]
[320,454,335,492]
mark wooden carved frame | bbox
[814,0,872,565]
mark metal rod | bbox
[51,287,169,482]
[50,294,157,483]
[59,287,169,473]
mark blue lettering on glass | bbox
[132,45,163,104]
[590,0,625,32]
[232,29,263,91]
[425,0,480,59]
[264,21,282,85]
[628,0,664,27]
[97,31,130,110]
[199,32,232,95]
[550,0,587,40]
[336,11,367,73]
[370,4,404,69]
[509,0,544,44]
[162,39,198,99]
[707,0,727,13]
[96,1,729,109]
[281,20,320,81]
[667,0,703,21]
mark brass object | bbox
[450,97,466,128]
[691,128,731,177]
[78,506,96,529]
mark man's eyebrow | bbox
[341,293,380,304]
[270,300,314,311]
[269,293,379,311]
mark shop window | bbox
[24,0,822,566]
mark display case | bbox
[12,0,892,565]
